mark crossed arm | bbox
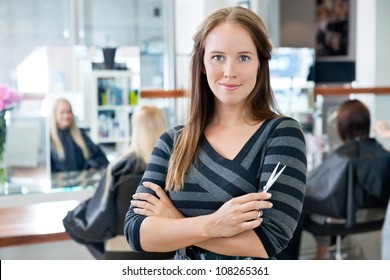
[130,182,273,258]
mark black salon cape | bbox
[50,128,109,172]
[304,138,390,227]
[62,155,145,259]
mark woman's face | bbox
[203,22,259,108]
[55,101,73,129]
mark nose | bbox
[223,61,237,79]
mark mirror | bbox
[2,44,143,195]
[3,100,51,195]
[0,0,173,196]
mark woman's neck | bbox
[211,103,252,127]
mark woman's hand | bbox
[207,192,273,238]
[374,120,390,139]
[131,181,184,219]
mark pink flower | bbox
[0,84,22,112]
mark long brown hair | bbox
[166,6,278,191]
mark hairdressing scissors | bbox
[263,162,286,192]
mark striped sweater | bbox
[124,116,307,258]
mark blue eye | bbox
[238,55,250,62]
[212,55,225,62]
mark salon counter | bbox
[0,200,79,247]
[0,170,102,208]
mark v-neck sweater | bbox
[124,116,307,258]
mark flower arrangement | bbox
[0,84,22,113]
[0,84,22,188]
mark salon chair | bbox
[304,208,386,259]
[104,174,175,260]
[303,151,390,260]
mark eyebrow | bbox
[207,51,255,55]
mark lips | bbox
[220,83,241,91]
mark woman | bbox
[125,6,307,260]
[50,98,109,172]
[63,105,167,259]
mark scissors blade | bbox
[266,162,280,185]
[263,164,286,192]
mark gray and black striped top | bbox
[124,116,307,258]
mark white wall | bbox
[356,0,390,87]
[375,0,390,86]
[355,0,376,86]
[355,0,390,148]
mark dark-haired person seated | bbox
[277,99,390,260]
[50,98,109,173]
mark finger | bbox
[131,200,155,211]
[143,181,169,201]
[260,192,272,200]
[133,207,153,216]
[257,200,273,210]
[240,210,261,222]
[239,200,273,213]
[132,192,160,205]
[232,192,262,204]
[233,192,272,204]
[241,218,262,230]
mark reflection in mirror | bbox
[51,170,103,190]
[4,45,90,196]
[2,45,143,196]
[0,0,174,197]
[49,98,109,173]
[4,98,104,195]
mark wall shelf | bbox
[84,70,140,154]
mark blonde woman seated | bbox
[63,105,167,259]
[50,98,109,172]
